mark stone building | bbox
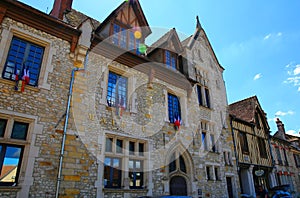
[270,118,300,196]
[229,96,275,197]
[0,0,238,197]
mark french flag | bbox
[174,113,182,130]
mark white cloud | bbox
[253,73,262,80]
[286,130,300,137]
[284,62,300,91]
[277,32,282,37]
[275,110,295,117]
[264,34,271,40]
[294,65,300,75]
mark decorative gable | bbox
[95,0,151,41]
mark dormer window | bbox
[164,50,177,70]
[111,23,141,55]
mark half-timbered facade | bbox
[229,96,274,197]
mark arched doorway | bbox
[170,176,187,196]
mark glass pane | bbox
[135,161,141,169]
[179,156,186,173]
[113,158,120,168]
[138,143,144,156]
[11,122,28,140]
[129,160,134,169]
[104,157,111,166]
[129,142,135,155]
[0,119,7,137]
[116,139,123,153]
[105,138,113,152]
[0,146,22,183]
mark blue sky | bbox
[19,0,300,136]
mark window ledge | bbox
[0,78,40,92]
[0,186,21,192]
[103,188,148,193]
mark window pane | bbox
[0,119,7,137]
[105,138,113,152]
[197,85,203,106]
[129,160,134,169]
[138,143,144,156]
[112,24,120,45]
[120,28,127,49]
[0,146,22,183]
[179,156,186,173]
[11,122,28,140]
[116,139,123,153]
[129,141,135,155]
[135,161,141,169]
[165,51,171,68]
[205,88,210,108]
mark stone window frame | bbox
[101,65,136,113]
[163,88,188,126]
[0,110,41,195]
[200,120,216,151]
[103,134,147,189]
[206,164,221,181]
[194,69,212,109]
[0,24,55,90]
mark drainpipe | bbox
[55,51,89,198]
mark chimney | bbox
[275,118,286,140]
[276,118,285,133]
[50,0,73,20]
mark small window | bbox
[206,166,211,180]
[239,131,249,154]
[2,37,44,86]
[275,147,282,165]
[283,149,289,166]
[294,154,300,167]
[116,139,123,153]
[168,93,181,123]
[107,71,128,108]
[202,132,207,150]
[11,122,29,140]
[214,167,219,180]
[257,137,267,158]
[0,119,7,137]
[138,143,144,156]
[129,141,135,155]
[164,50,177,70]
[104,157,122,188]
[197,85,203,106]
[210,134,216,152]
[105,138,113,152]
[204,88,210,108]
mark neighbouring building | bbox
[229,96,275,197]
[270,118,300,197]
[0,0,239,197]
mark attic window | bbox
[111,23,141,55]
[164,50,177,70]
